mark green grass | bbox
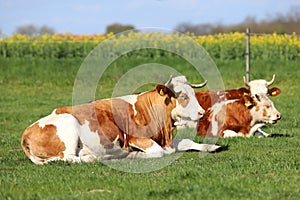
[0,56,299,200]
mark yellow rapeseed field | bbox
[0,32,299,60]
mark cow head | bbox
[247,93,281,125]
[165,76,206,127]
[244,74,281,98]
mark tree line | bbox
[175,7,300,35]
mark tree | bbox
[105,23,135,34]
[15,24,37,36]
[39,25,55,35]
[15,24,55,35]
[174,22,224,35]
[174,6,300,35]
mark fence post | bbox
[246,28,250,82]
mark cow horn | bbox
[267,74,275,86]
[165,75,173,86]
[243,76,250,87]
[189,80,207,88]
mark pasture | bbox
[0,55,299,199]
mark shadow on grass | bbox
[186,144,229,153]
[269,133,293,137]
[216,145,229,152]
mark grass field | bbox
[0,56,299,199]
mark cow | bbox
[195,74,281,137]
[195,74,281,111]
[21,76,220,164]
[197,93,281,138]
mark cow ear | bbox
[156,84,166,96]
[155,85,170,96]
[239,87,250,95]
[243,94,255,109]
[155,84,175,97]
[245,101,253,108]
[268,87,281,96]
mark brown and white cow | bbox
[196,74,281,111]
[21,77,219,164]
[195,75,281,137]
[197,93,281,138]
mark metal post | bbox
[246,28,250,82]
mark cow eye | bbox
[255,94,261,102]
[179,94,188,101]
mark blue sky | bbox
[1,0,299,35]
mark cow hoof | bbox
[164,146,175,154]
[205,144,222,152]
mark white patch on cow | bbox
[256,128,270,137]
[223,130,239,137]
[34,110,83,162]
[78,121,128,161]
[164,146,176,154]
[248,80,269,95]
[127,141,165,158]
[174,120,198,129]
[54,116,82,162]
[112,135,119,145]
[166,76,205,126]
[248,123,266,137]
[210,99,237,136]
[118,94,138,116]
[245,77,278,136]
[176,85,204,121]
[34,109,60,128]
[250,94,281,125]
[78,120,105,159]
[173,139,221,152]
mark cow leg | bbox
[173,139,221,152]
[126,138,165,158]
[223,130,241,137]
[77,146,97,162]
[54,115,83,163]
[256,128,270,137]
[247,123,265,137]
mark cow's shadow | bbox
[268,133,292,137]
[185,144,229,153]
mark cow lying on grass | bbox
[195,75,281,137]
[197,93,281,137]
[195,75,281,112]
[21,76,220,164]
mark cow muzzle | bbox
[270,112,281,124]
[197,110,206,120]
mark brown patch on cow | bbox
[195,88,250,110]
[177,93,190,108]
[255,105,260,112]
[128,137,154,151]
[56,100,125,148]
[262,108,267,117]
[197,99,253,137]
[129,85,176,148]
[21,123,66,161]
[54,85,176,150]
[220,100,253,136]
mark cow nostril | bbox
[198,111,205,118]
[277,113,281,120]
